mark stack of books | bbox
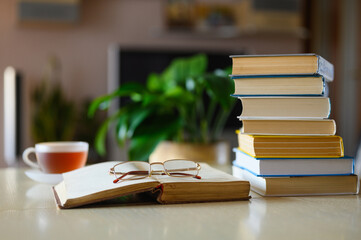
[229,54,358,196]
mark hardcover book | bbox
[232,166,358,196]
[230,54,334,82]
[239,119,336,136]
[232,75,325,96]
[232,148,354,177]
[53,161,250,209]
[237,134,344,158]
[237,97,331,119]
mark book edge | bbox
[229,53,317,58]
[239,118,336,135]
[52,186,64,209]
[233,147,352,160]
[53,184,160,209]
[232,162,354,177]
[229,74,332,82]
[316,55,334,81]
[156,181,251,204]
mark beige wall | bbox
[0,0,303,166]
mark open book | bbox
[53,161,250,209]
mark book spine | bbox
[231,75,326,97]
[230,74,322,79]
[230,74,323,79]
[339,136,345,157]
[327,97,331,118]
[233,147,351,161]
[231,94,324,97]
[236,97,331,120]
[331,119,337,135]
[317,56,334,82]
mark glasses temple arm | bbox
[113,170,149,183]
[168,172,201,179]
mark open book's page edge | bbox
[61,161,160,199]
[53,183,161,209]
[152,163,242,184]
[53,161,161,208]
[52,186,64,209]
[154,163,250,204]
[156,181,251,204]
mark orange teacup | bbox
[22,141,89,174]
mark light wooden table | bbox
[0,167,360,240]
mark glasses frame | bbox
[109,159,202,183]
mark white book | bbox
[237,97,330,119]
[232,166,358,196]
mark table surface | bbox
[0,167,360,240]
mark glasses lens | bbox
[163,160,199,177]
[114,161,150,180]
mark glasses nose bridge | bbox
[149,162,166,174]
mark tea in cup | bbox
[22,141,89,174]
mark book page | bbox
[60,161,159,200]
[152,163,250,203]
[153,163,242,184]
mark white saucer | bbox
[25,169,63,185]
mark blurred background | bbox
[0,0,360,166]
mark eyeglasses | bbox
[109,159,202,183]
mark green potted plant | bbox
[89,54,235,162]
[30,57,104,164]
[31,57,76,142]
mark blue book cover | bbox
[232,148,354,177]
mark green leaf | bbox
[114,104,155,147]
[188,54,207,77]
[94,110,123,155]
[115,114,128,147]
[160,54,207,87]
[128,118,182,161]
[94,119,111,156]
[141,92,159,106]
[214,67,232,77]
[88,82,146,117]
[146,73,163,92]
[204,73,235,109]
[126,106,154,138]
[162,58,185,85]
[163,86,194,104]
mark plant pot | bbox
[149,141,230,165]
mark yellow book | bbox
[237,134,344,158]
